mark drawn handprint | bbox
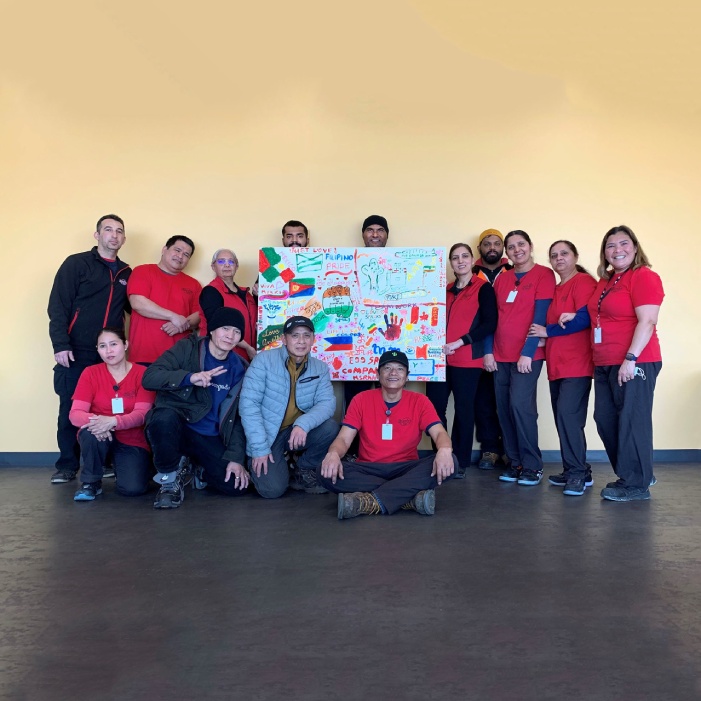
[378,313,404,341]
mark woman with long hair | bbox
[528,240,597,496]
[70,327,155,501]
[427,243,497,477]
[587,225,664,501]
[486,230,556,486]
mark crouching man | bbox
[240,316,338,497]
[143,307,250,509]
[320,350,457,519]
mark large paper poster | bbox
[257,247,446,381]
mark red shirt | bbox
[544,272,597,380]
[343,389,441,463]
[587,266,664,366]
[72,363,155,449]
[127,264,203,363]
[199,276,258,362]
[446,277,489,369]
[493,264,556,362]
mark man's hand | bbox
[528,324,547,338]
[288,426,307,451]
[517,355,532,374]
[224,462,250,490]
[83,415,118,436]
[238,341,257,360]
[321,451,344,484]
[483,353,497,372]
[190,366,226,387]
[251,453,273,477]
[161,314,190,336]
[558,312,575,328]
[442,340,464,356]
[431,448,454,485]
[54,350,74,367]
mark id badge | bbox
[594,327,602,344]
[381,423,393,440]
[111,397,124,414]
[506,290,518,303]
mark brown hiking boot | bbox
[401,489,436,515]
[337,492,382,520]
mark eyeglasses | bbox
[216,258,237,265]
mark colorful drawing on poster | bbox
[257,247,446,381]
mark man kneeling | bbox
[143,307,250,509]
[320,350,456,519]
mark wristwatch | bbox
[625,352,638,362]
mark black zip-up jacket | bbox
[142,335,247,465]
[48,247,131,363]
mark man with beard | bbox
[472,229,511,470]
[281,220,310,247]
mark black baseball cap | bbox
[283,316,315,334]
[378,350,409,370]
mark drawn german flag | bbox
[289,278,316,297]
[324,335,353,351]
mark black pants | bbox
[549,376,592,480]
[494,360,544,472]
[474,370,503,455]
[594,362,661,489]
[343,381,376,455]
[425,366,482,468]
[53,361,94,471]
[78,430,152,496]
[146,407,246,496]
[317,454,457,514]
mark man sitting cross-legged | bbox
[320,350,457,519]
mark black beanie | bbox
[362,215,389,233]
[209,307,245,337]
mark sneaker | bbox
[74,482,103,501]
[518,469,543,486]
[563,478,586,496]
[401,489,435,515]
[193,465,208,490]
[549,472,594,487]
[154,479,184,509]
[337,492,382,520]
[290,468,328,494]
[601,485,651,502]
[177,456,193,487]
[649,475,657,487]
[453,466,467,480]
[103,467,116,479]
[478,452,499,470]
[51,469,76,484]
[499,465,522,482]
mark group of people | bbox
[47,213,664,517]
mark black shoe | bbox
[606,478,625,489]
[563,478,586,496]
[499,465,522,482]
[649,475,657,487]
[548,472,567,486]
[103,467,115,479]
[51,469,77,484]
[453,466,467,480]
[154,479,184,509]
[478,452,499,470]
[74,482,103,501]
[290,468,328,494]
[517,469,543,486]
[401,489,436,515]
[600,486,651,502]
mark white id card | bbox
[111,397,124,414]
[506,290,518,303]
[594,327,602,344]
[382,424,393,440]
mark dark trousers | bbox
[78,430,152,496]
[53,361,94,471]
[593,362,661,489]
[249,419,340,499]
[425,366,482,468]
[145,407,246,497]
[317,454,458,514]
[474,370,503,455]
[494,360,544,472]
[549,376,592,480]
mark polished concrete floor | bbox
[1,464,700,701]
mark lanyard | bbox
[596,269,628,326]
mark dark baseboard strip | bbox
[2,449,700,468]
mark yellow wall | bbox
[2,1,699,452]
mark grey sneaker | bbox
[601,485,650,502]
[290,469,328,494]
[154,479,184,509]
[51,469,77,484]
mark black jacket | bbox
[142,335,247,465]
[47,247,131,362]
